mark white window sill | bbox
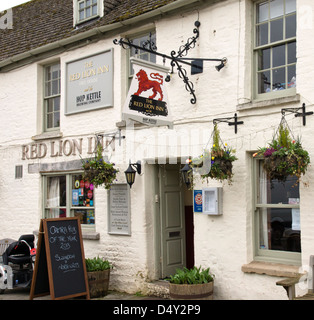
[32,131,63,141]
[241,261,301,278]
[237,94,300,111]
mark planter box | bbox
[169,281,214,300]
[87,269,110,298]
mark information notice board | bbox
[108,184,130,235]
[30,217,90,300]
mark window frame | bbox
[43,62,61,132]
[252,157,301,265]
[73,0,104,26]
[42,171,96,230]
[253,0,296,101]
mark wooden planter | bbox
[87,269,110,298]
[169,282,214,300]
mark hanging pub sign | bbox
[123,57,173,128]
[65,49,113,115]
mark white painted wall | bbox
[1,0,314,299]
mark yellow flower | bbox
[212,156,215,160]
[253,152,258,157]
[213,144,216,147]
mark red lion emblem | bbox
[134,69,164,101]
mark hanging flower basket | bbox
[81,144,119,189]
[190,125,237,184]
[254,117,310,183]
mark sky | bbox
[0,0,31,12]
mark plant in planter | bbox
[168,266,214,300]
[254,122,310,184]
[85,257,112,298]
[81,144,118,189]
[190,125,237,185]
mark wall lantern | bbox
[180,162,192,188]
[124,160,142,188]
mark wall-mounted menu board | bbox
[30,217,90,300]
[108,184,131,235]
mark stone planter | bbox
[169,282,214,300]
[87,269,110,298]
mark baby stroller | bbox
[0,235,36,294]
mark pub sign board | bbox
[30,217,90,300]
[65,49,113,115]
[123,58,173,128]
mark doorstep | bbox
[146,280,170,299]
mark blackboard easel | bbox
[30,217,90,300]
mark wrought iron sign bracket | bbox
[113,21,227,104]
[213,113,244,134]
[281,103,313,126]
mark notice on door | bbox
[108,184,130,235]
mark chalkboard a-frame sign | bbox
[30,217,90,300]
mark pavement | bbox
[0,287,167,301]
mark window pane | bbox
[288,65,296,88]
[257,1,269,23]
[79,10,84,20]
[258,48,271,70]
[86,7,91,18]
[258,70,271,93]
[270,18,283,42]
[54,112,60,128]
[92,4,97,15]
[286,14,296,38]
[273,67,286,90]
[287,41,296,64]
[285,0,296,14]
[270,0,284,19]
[272,45,285,67]
[52,79,59,95]
[257,23,268,46]
[47,99,53,113]
[72,174,95,225]
[47,113,53,129]
[259,208,301,252]
[54,96,60,111]
[47,176,66,207]
[258,173,299,205]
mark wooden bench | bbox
[276,256,314,300]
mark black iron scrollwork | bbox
[113,20,226,105]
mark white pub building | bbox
[1,0,314,299]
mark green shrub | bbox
[168,266,214,285]
[85,256,112,272]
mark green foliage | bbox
[168,266,214,285]
[190,125,237,185]
[81,144,118,189]
[255,123,310,183]
[85,256,112,272]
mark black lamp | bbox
[180,162,192,188]
[125,160,142,188]
[215,58,227,72]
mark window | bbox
[44,63,61,131]
[128,32,156,85]
[254,158,301,264]
[74,0,103,25]
[254,0,296,99]
[44,173,95,227]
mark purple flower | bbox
[264,148,275,157]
